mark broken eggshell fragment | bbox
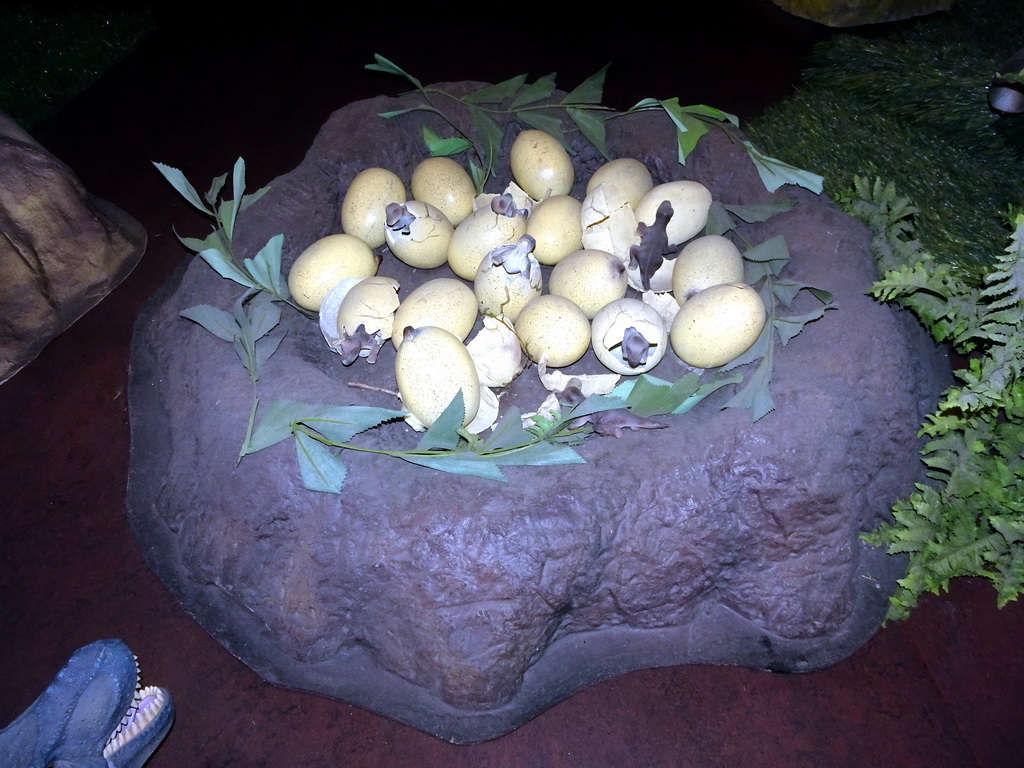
[465,315,527,388]
[580,182,639,263]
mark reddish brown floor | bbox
[2,2,1023,766]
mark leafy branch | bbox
[179,292,286,463]
[367,54,613,192]
[845,176,1024,619]
[154,157,314,319]
[241,365,740,494]
[368,54,823,196]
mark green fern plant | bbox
[842,177,1024,620]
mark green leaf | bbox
[205,172,227,207]
[681,103,738,126]
[478,406,531,451]
[562,64,608,106]
[365,54,422,89]
[245,293,281,340]
[566,106,611,160]
[743,235,791,282]
[400,451,508,481]
[510,73,557,108]
[180,304,238,342]
[198,246,260,290]
[244,234,289,299]
[705,201,738,236]
[675,113,711,164]
[743,141,824,194]
[464,74,528,104]
[723,350,775,421]
[246,399,314,453]
[153,161,214,216]
[224,156,246,239]
[723,200,797,223]
[491,441,585,467]
[301,405,405,445]
[378,105,436,119]
[618,373,702,417]
[294,431,347,493]
[469,106,505,175]
[774,306,831,346]
[517,111,568,147]
[416,391,467,451]
[422,125,472,157]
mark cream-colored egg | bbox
[634,180,713,248]
[395,325,481,428]
[591,298,668,375]
[336,276,401,339]
[340,167,406,249]
[410,157,475,227]
[391,278,478,350]
[474,237,543,322]
[384,200,454,269]
[580,182,638,262]
[510,129,574,200]
[585,158,653,210]
[548,249,628,319]
[670,282,766,368]
[526,194,583,265]
[514,294,591,367]
[447,201,528,280]
[672,234,745,305]
[287,233,379,311]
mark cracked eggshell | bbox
[672,234,744,306]
[510,129,574,200]
[474,247,542,322]
[384,200,453,269]
[526,194,583,266]
[634,180,713,248]
[465,315,527,388]
[410,157,475,227]
[395,325,480,428]
[580,182,638,263]
[287,233,379,311]
[341,167,406,249]
[670,282,766,368]
[336,276,401,339]
[586,158,653,210]
[514,294,591,368]
[591,297,668,375]
[447,204,527,280]
[391,277,478,350]
[548,249,628,319]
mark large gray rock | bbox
[127,86,949,743]
[0,111,146,384]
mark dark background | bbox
[2,1,1023,766]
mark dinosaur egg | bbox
[410,157,475,227]
[670,282,766,368]
[514,294,591,367]
[672,234,745,306]
[336,276,401,339]
[391,277,478,350]
[341,167,406,248]
[384,200,453,269]
[526,194,583,265]
[395,325,481,428]
[548,249,628,318]
[447,202,527,280]
[585,158,653,210]
[510,129,574,199]
[634,180,713,248]
[287,233,379,311]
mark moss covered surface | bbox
[747,0,1024,271]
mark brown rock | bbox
[0,110,146,383]
[127,86,950,742]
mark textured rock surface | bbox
[127,86,950,742]
[0,111,146,384]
